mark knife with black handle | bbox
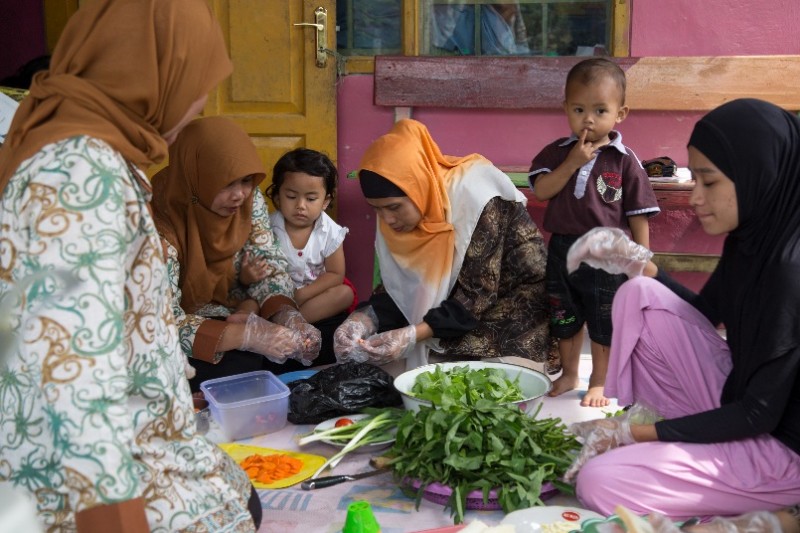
[301,468,389,490]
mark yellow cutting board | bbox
[219,443,327,489]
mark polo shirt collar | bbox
[559,130,627,155]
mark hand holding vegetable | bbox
[564,417,635,483]
[564,403,661,483]
[359,325,417,365]
[240,312,304,364]
[566,227,653,278]
[333,306,379,363]
[272,305,321,365]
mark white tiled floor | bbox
[530,335,618,507]
[538,353,620,426]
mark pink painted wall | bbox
[337,1,800,299]
[630,0,800,56]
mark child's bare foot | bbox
[548,374,581,397]
[581,386,610,407]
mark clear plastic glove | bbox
[616,507,782,533]
[333,306,379,363]
[359,325,417,365]
[691,512,783,533]
[271,306,321,365]
[240,312,305,364]
[564,403,661,483]
[564,417,635,483]
[566,227,654,278]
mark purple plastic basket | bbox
[407,479,558,511]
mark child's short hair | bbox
[267,148,338,203]
[565,58,627,105]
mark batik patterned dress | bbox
[164,189,295,363]
[440,197,555,362]
[0,136,255,532]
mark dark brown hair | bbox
[267,148,338,203]
[565,58,627,105]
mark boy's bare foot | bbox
[581,386,610,407]
[548,374,581,397]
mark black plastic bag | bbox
[288,362,402,424]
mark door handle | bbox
[293,6,328,68]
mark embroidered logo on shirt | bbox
[596,172,623,203]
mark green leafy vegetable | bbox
[384,401,580,524]
[409,365,525,408]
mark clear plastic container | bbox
[200,371,290,441]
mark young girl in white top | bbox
[268,148,356,324]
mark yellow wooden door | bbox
[207,0,337,198]
[44,1,337,198]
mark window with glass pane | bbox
[335,0,611,57]
[423,1,610,56]
[336,0,403,56]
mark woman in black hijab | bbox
[559,99,800,520]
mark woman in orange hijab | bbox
[152,116,324,389]
[334,119,555,373]
[0,0,263,530]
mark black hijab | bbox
[689,99,800,401]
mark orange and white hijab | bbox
[359,119,526,369]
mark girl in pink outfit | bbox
[563,99,800,522]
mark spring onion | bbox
[297,408,403,478]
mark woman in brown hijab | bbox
[0,0,263,531]
[152,116,324,389]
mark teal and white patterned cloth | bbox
[165,188,295,363]
[0,136,255,532]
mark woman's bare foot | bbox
[581,386,610,407]
[548,374,581,397]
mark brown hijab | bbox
[151,117,266,313]
[0,0,233,191]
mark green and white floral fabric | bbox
[164,189,295,363]
[0,136,255,532]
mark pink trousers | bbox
[575,277,800,519]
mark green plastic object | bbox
[342,501,380,533]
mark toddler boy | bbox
[528,57,659,407]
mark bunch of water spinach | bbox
[384,400,580,524]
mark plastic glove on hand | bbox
[271,305,305,329]
[698,511,783,533]
[566,227,654,277]
[240,313,304,364]
[271,306,321,365]
[333,307,379,363]
[640,509,783,533]
[294,323,321,366]
[359,325,417,365]
[563,417,635,483]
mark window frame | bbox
[339,0,630,74]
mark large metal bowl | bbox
[393,361,552,416]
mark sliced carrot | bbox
[238,453,304,484]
